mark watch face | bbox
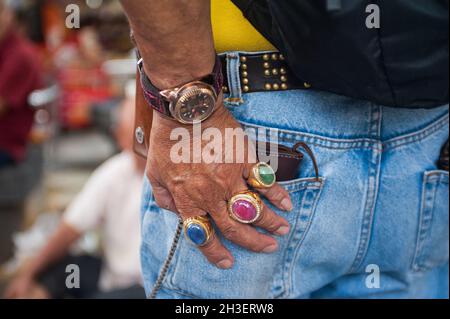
[172,85,217,124]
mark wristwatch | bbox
[136,50,224,124]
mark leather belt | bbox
[220,52,312,94]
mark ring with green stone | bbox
[248,162,276,189]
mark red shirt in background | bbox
[0,29,42,162]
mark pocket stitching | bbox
[277,180,325,298]
[412,171,449,272]
[163,179,325,299]
[279,177,324,193]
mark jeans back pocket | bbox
[163,177,324,299]
[412,170,449,272]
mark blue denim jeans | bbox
[140,52,449,299]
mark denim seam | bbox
[240,121,381,150]
[269,179,324,298]
[162,180,325,299]
[278,182,325,298]
[410,171,449,272]
[280,178,324,193]
[276,190,305,298]
[348,105,382,273]
[238,109,449,152]
[411,173,436,272]
[163,236,219,299]
[165,234,184,290]
[383,113,449,151]
[288,184,324,298]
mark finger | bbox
[178,204,235,269]
[213,204,279,254]
[253,203,290,236]
[243,163,293,212]
[257,183,293,212]
[146,172,178,213]
[150,179,234,268]
[198,232,235,269]
[172,193,236,269]
[152,184,177,213]
[227,179,289,236]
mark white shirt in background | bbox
[63,151,144,292]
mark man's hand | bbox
[147,99,292,269]
[120,0,293,269]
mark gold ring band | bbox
[183,215,214,246]
[228,191,263,224]
[247,162,276,189]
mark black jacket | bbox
[232,0,449,108]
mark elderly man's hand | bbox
[120,0,292,269]
[146,99,293,269]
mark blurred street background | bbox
[0,0,140,297]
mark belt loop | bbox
[225,52,244,105]
[368,104,382,140]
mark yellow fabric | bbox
[211,0,276,52]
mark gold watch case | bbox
[160,81,218,124]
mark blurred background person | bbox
[0,0,42,167]
[4,87,146,299]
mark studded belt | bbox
[220,52,312,94]
[134,52,314,160]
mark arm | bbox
[121,0,215,89]
[121,0,292,269]
[5,153,114,298]
[4,223,81,299]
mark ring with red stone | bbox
[228,191,263,224]
[247,162,276,189]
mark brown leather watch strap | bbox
[134,69,152,159]
[137,49,224,119]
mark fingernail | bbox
[262,244,278,253]
[275,226,290,236]
[281,198,293,211]
[216,259,233,269]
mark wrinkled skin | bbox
[146,102,293,269]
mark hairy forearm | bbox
[120,0,215,89]
[20,223,81,279]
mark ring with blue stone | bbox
[183,216,214,247]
